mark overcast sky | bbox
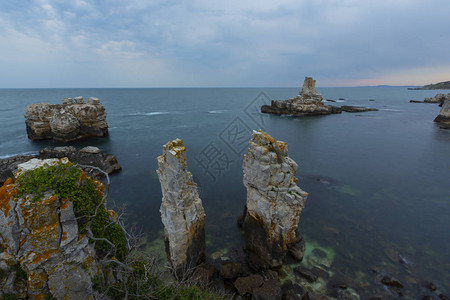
[0,0,449,88]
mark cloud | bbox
[0,0,449,87]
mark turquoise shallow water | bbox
[1,87,449,297]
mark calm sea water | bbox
[1,87,449,297]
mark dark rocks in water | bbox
[0,146,121,184]
[220,261,244,280]
[327,279,347,290]
[369,99,375,101]
[310,266,330,279]
[339,98,345,100]
[39,146,121,176]
[25,97,108,142]
[252,278,282,300]
[281,281,306,299]
[326,99,336,102]
[192,262,218,284]
[409,100,426,103]
[234,274,264,296]
[340,106,378,113]
[294,266,318,282]
[381,275,403,288]
[434,99,450,129]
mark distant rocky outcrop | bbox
[408,81,450,90]
[261,77,377,116]
[262,77,339,116]
[238,130,308,270]
[157,139,206,276]
[25,97,108,142]
[0,146,121,184]
[0,158,125,299]
[434,100,450,129]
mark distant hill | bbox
[408,81,450,90]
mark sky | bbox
[0,0,449,88]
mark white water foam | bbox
[207,110,227,114]
[129,111,170,116]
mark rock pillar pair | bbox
[157,131,308,274]
[156,139,206,276]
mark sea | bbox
[1,87,449,297]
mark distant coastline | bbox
[408,80,450,90]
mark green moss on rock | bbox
[15,162,127,261]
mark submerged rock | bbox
[157,139,206,276]
[340,106,378,113]
[239,130,308,269]
[434,99,450,129]
[25,97,108,142]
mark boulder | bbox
[25,97,108,142]
[157,139,206,276]
[239,130,308,269]
[434,99,450,129]
[234,274,264,296]
[252,278,282,300]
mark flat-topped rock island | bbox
[25,96,108,142]
[261,77,378,116]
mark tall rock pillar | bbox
[239,130,308,269]
[157,139,206,275]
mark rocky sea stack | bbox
[25,96,108,142]
[239,130,308,270]
[157,139,206,276]
[261,77,377,116]
[261,77,340,116]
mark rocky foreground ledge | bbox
[261,77,378,116]
[0,146,121,184]
[25,96,108,142]
[0,158,126,299]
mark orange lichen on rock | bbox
[0,178,17,217]
[92,179,105,192]
[30,249,59,265]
